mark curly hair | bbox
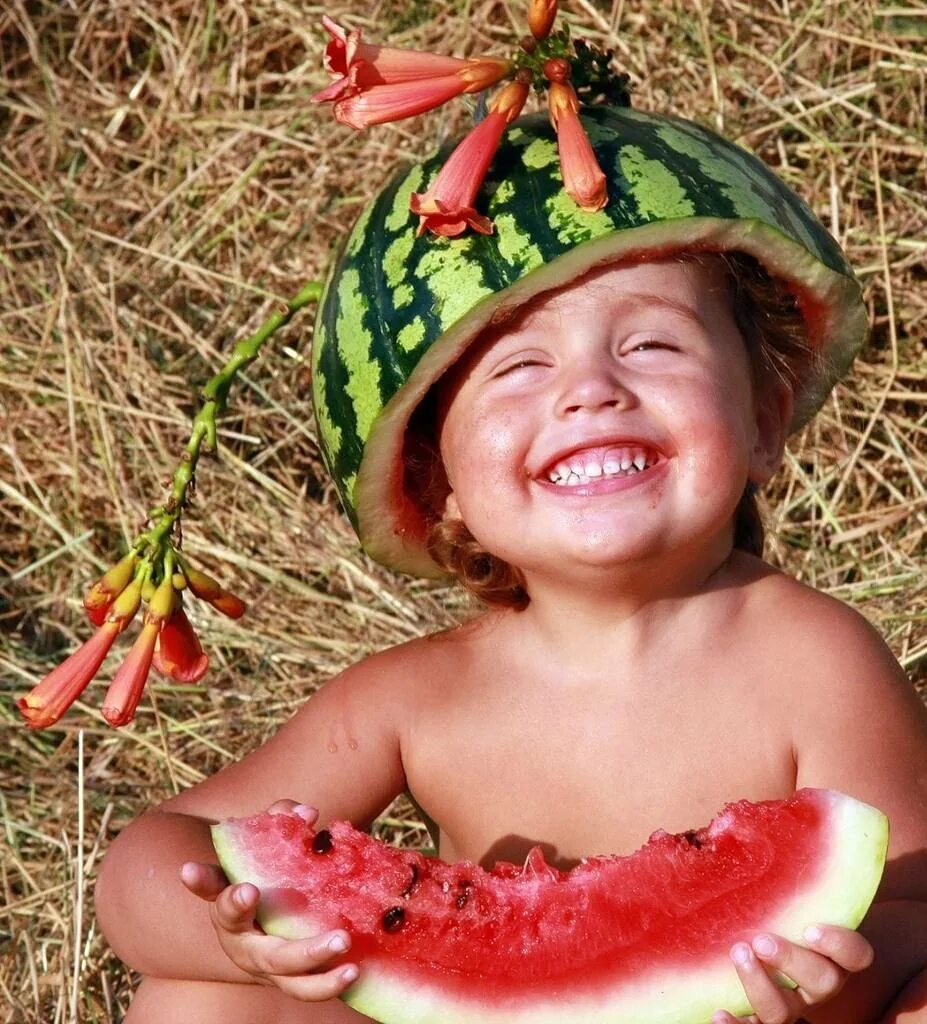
[403,249,817,610]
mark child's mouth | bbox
[539,444,663,489]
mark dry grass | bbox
[1,1,925,1020]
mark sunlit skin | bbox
[96,259,927,1024]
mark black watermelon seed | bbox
[455,881,473,910]
[401,864,419,899]
[682,830,702,849]
[312,829,333,854]
[382,906,405,932]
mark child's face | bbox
[436,257,788,579]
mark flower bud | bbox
[528,0,558,41]
[147,575,176,623]
[542,57,571,83]
[184,565,247,619]
[83,552,138,624]
[106,578,143,631]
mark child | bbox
[94,46,927,1024]
[96,248,927,1024]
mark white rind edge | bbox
[341,793,888,1024]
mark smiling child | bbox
[95,20,927,1024]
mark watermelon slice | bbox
[211,788,887,1024]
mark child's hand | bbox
[711,925,874,1024]
[180,799,360,1001]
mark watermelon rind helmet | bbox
[311,105,868,578]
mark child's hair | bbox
[404,250,817,609]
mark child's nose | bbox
[554,363,637,418]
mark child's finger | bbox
[271,963,359,1002]
[750,933,844,1003]
[802,925,874,972]
[213,881,261,933]
[180,861,228,899]
[239,930,351,978]
[266,800,319,824]
[729,942,802,1024]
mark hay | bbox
[1,1,924,1020]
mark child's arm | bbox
[719,588,927,1024]
[95,646,412,986]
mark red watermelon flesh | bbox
[211,788,887,1024]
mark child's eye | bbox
[492,359,547,378]
[628,338,673,353]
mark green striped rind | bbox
[341,794,888,1024]
[312,106,867,575]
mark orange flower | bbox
[528,0,558,41]
[17,579,143,729]
[409,79,530,237]
[153,604,209,684]
[547,80,608,212]
[183,565,246,619]
[330,56,513,130]
[101,620,161,727]
[83,552,138,626]
[101,576,174,727]
[312,16,471,103]
[18,621,121,729]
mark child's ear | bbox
[443,490,461,521]
[749,378,794,484]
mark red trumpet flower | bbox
[18,579,142,729]
[153,603,209,684]
[409,79,530,237]
[101,576,174,727]
[547,78,608,212]
[317,27,513,131]
[18,621,121,729]
[101,620,160,727]
[312,16,471,103]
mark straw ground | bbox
[1,1,925,1021]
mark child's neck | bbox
[512,533,738,676]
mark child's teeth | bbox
[545,447,657,485]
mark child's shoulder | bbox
[731,554,927,899]
[330,618,490,698]
[729,550,901,677]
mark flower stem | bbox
[137,281,324,565]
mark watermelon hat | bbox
[310,4,868,579]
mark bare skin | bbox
[97,260,927,1024]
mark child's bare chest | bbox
[404,647,796,868]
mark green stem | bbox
[138,281,324,564]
